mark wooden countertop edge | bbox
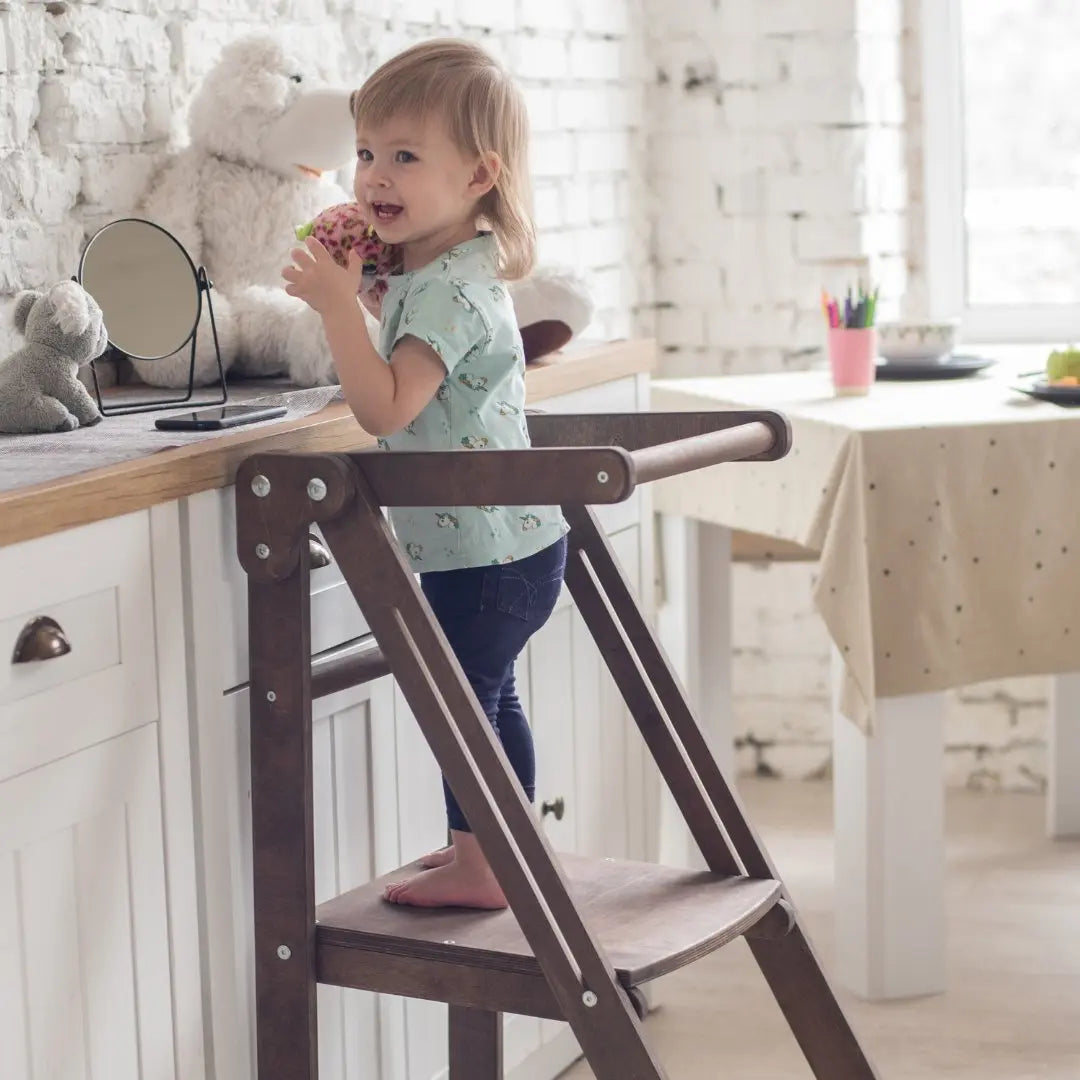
[0,339,655,549]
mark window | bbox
[922,0,1080,341]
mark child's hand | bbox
[282,236,365,314]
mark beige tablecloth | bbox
[652,366,1080,732]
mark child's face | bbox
[353,115,491,252]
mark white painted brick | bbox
[576,130,630,173]
[38,74,150,148]
[561,182,591,227]
[794,214,864,262]
[575,223,629,267]
[58,8,170,70]
[1,149,79,224]
[0,5,62,75]
[759,0,858,36]
[569,37,623,81]
[508,35,570,80]
[79,151,162,214]
[517,0,578,32]
[656,260,723,306]
[707,305,798,350]
[555,86,612,130]
[581,1,630,36]
[522,85,558,132]
[457,0,516,30]
[657,305,708,348]
[0,217,84,293]
[587,177,618,222]
[532,182,563,231]
[529,132,575,177]
[536,228,580,268]
[0,74,40,150]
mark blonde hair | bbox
[350,39,536,281]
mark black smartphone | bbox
[155,405,288,431]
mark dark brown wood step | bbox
[315,853,781,1015]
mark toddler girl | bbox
[283,39,568,910]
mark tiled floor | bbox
[560,779,1080,1079]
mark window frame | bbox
[921,0,1080,342]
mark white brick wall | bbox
[1,0,1047,790]
[646,0,1049,792]
[0,0,649,350]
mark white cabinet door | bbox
[0,724,175,1080]
[202,671,398,1080]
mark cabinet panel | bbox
[0,511,158,782]
[0,724,174,1080]
[204,675,393,1080]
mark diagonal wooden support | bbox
[317,470,669,1080]
[561,503,879,1079]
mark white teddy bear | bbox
[131,35,592,390]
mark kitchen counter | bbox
[0,339,654,548]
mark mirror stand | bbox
[90,267,228,417]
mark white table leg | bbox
[1048,673,1080,838]
[831,649,947,1000]
[656,516,734,868]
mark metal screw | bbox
[267,691,277,702]
[255,543,270,560]
[442,939,456,945]
[251,474,271,497]
[307,478,327,501]
[582,990,597,1008]
[596,471,609,484]
[277,945,291,960]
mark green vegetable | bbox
[294,221,314,241]
[1047,346,1080,381]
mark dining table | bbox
[649,352,1080,1001]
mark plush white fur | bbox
[130,36,363,387]
[132,34,594,389]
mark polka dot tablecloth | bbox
[651,368,1080,733]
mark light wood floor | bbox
[560,779,1080,1079]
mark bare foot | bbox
[418,845,454,869]
[384,830,507,909]
[383,862,507,909]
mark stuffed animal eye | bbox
[289,74,303,83]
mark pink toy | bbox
[295,202,400,298]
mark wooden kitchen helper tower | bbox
[237,409,878,1080]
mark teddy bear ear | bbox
[47,281,92,336]
[13,291,41,335]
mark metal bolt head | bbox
[266,691,276,702]
[255,543,270,560]
[582,990,598,1007]
[307,478,328,501]
[597,471,609,484]
[277,945,291,960]
[251,474,271,497]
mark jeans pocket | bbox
[494,569,535,621]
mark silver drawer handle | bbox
[308,534,333,569]
[12,616,72,663]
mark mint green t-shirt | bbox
[377,233,568,573]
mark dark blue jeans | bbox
[419,536,568,833]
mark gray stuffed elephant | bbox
[0,281,109,434]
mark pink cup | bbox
[827,327,877,395]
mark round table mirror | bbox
[78,218,201,361]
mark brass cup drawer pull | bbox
[541,796,565,821]
[308,534,333,569]
[12,616,72,664]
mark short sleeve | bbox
[391,278,490,374]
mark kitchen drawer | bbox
[0,511,159,781]
[537,374,642,536]
[197,487,372,692]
